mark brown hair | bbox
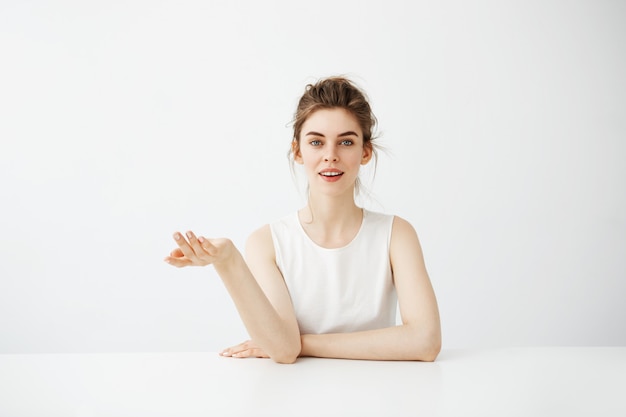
[291,76,378,158]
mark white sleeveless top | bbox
[270,209,397,335]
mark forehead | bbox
[301,108,362,136]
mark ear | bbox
[292,140,304,164]
[361,142,373,165]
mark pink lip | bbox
[319,168,344,182]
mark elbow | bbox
[408,328,441,362]
[420,339,441,362]
[420,332,442,362]
[270,339,301,364]
[272,354,298,364]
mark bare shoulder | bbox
[390,215,425,263]
[391,215,420,242]
[245,224,275,260]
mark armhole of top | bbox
[268,222,283,272]
[387,215,396,251]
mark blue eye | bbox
[310,140,322,146]
[341,140,353,146]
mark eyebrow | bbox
[304,131,359,138]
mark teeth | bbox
[321,172,342,177]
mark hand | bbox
[220,340,270,359]
[164,231,234,268]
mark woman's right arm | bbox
[165,227,301,363]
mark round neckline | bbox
[295,209,368,251]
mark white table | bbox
[1,348,624,416]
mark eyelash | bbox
[309,140,354,146]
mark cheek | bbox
[298,154,316,172]
[299,149,319,165]
[344,150,365,165]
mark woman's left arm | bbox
[299,216,441,361]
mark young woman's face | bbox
[294,108,372,197]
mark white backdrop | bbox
[1,0,624,353]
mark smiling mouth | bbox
[319,171,344,177]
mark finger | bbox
[170,248,184,258]
[256,350,270,358]
[231,349,249,358]
[220,347,235,357]
[232,349,257,358]
[220,340,250,357]
[173,232,197,259]
[186,231,209,256]
[197,236,217,256]
[222,341,269,359]
[163,255,193,268]
[234,348,269,359]
[164,247,190,267]
[220,344,243,356]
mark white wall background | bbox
[1,0,624,353]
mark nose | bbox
[324,145,339,162]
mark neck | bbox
[300,190,362,231]
[298,191,364,249]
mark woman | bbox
[164,76,441,363]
